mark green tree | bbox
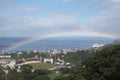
[20,64,33,73]
[72,45,120,80]
[34,75,50,80]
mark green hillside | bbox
[61,45,120,80]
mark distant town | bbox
[0,43,104,73]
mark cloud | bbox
[108,0,120,3]
[85,1,110,10]
[85,3,120,34]
[0,14,80,37]
[75,0,120,35]
[15,7,37,12]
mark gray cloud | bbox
[15,7,37,13]
[85,3,120,34]
[0,14,80,37]
[108,0,120,3]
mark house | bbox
[7,60,16,69]
[24,58,41,64]
[16,58,41,66]
[44,58,53,63]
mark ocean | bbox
[0,37,114,51]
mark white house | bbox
[7,60,16,69]
[44,58,53,63]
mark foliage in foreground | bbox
[69,45,120,80]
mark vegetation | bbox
[79,45,120,80]
[0,45,120,80]
[64,50,95,65]
[61,45,120,80]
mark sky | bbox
[0,0,120,37]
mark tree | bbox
[34,75,50,80]
[72,45,120,80]
[20,64,33,73]
[33,69,51,75]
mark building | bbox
[0,55,11,59]
[44,58,53,63]
[16,58,41,66]
[7,60,16,69]
[24,58,41,64]
[92,43,104,48]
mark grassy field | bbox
[30,63,55,69]
[29,63,71,80]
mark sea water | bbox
[0,37,114,51]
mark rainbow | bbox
[5,30,120,51]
